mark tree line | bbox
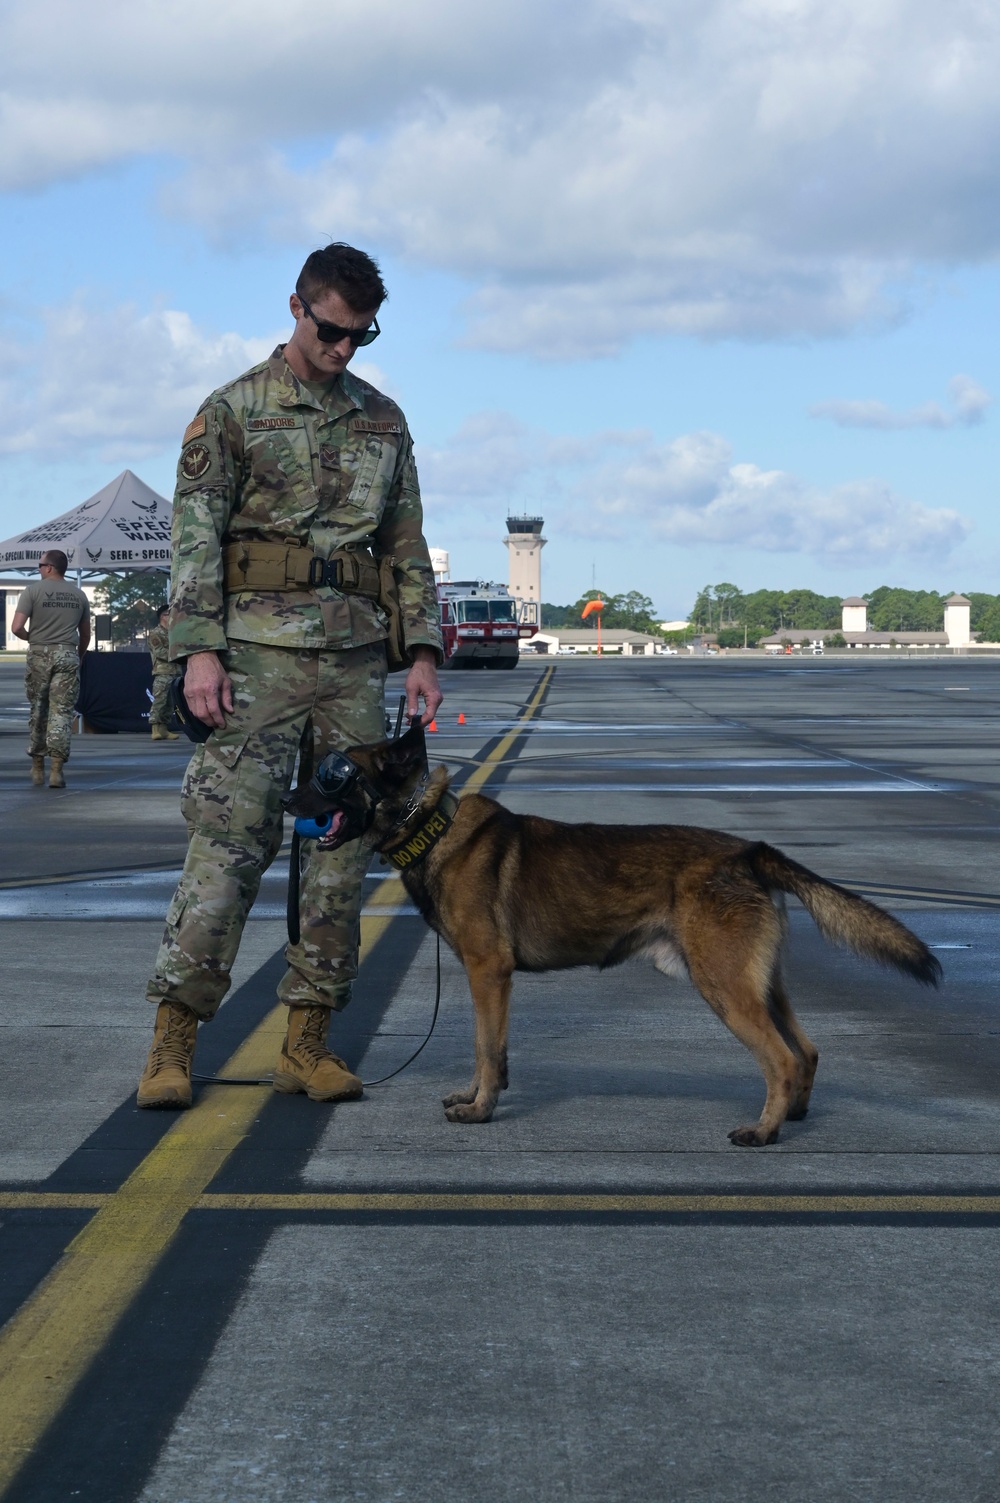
[690,583,1000,646]
[542,590,663,633]
[92,574,1000,649]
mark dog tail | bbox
[743,843,942,987]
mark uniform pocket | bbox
[342,438,397,526]
[180,734,250,836]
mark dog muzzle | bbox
[281,751,379,849]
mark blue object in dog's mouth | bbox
[294,809,347,842]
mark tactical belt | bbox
[381,791,459,871]
[222,540,380,598]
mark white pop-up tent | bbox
[0,470,171,575]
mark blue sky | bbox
[1,0,998,618]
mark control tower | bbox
[504,515,546,623]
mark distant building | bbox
[523,628,660,656]
[943,594,971,647]
[841,596,868,633]
[504,516,545,618]
[759,592,973,651]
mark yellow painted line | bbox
[0,898,399,1498]
[460,666,554,797]
[0,682,552,1495]
[193,1192,1000,1215]
[3,1190,1000,1216]
[0,1193,111,1210]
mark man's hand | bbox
[184,650,234,729]
[405,646,443,727]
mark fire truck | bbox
[437,580,540,669]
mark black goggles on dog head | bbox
[313,751,365,797]
[299,298,380,347]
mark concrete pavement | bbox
[1,653,999,1501]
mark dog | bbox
[284,722,941,1146]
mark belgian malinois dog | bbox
[286,723,941,1146]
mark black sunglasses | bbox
[299,297,380,347]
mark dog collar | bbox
[381,790,459,871]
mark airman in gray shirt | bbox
[12,550,91,787]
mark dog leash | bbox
[191,932,442,1089]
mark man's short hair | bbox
[158,605,170,620]
[296,244,388,313]
[41,550,68,574]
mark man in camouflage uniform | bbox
[147,605,178,740]
[138,243,443,1110]
[11,550,91,789]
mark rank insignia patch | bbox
[180,443,211,481]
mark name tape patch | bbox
[246,416,301,431]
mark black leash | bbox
[287,826,301,946]
[192,932,442,1088]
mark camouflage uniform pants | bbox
[146,640,387,1020]
[150,670,174,728]
[26,646,79,761]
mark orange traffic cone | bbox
[428,719,438,732]
[457,712,466,724]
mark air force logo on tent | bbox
[0,471,170,571]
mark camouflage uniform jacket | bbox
[168,347,443,662]
[148,625,172,675]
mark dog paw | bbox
[444,1101,495,1124]
[727,1124,780,1147]
[785,1103,809,1121]
[442,1088,477,1108]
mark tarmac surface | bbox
[1,650,999,1500]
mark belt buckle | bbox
[308,556,342,589]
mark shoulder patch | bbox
[246,416,302,432]
[180,443,212,481]
[183,414,206,444]
[352,420,402,436]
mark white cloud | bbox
[5,2,1000,351]
[0,300,280,461]
[420,414,972,560]
[810,374,992,429]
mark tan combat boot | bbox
[48,756,66,789]
[273,1006,363,1102]
[137,1001,199,1109]
[150,724,167,741]
[30,755,45,786]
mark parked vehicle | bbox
[437,580,539,669]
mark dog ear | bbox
[385,719,426,764]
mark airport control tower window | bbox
[489,600,517,621]
[458,601,490,623]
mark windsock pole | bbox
[580,597,605,657]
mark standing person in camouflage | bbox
[11,551,91,789]
[147,605,178,740]
[138,243,444,1111]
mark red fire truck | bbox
[437,580,540,669]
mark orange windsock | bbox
[581,599,605,620]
